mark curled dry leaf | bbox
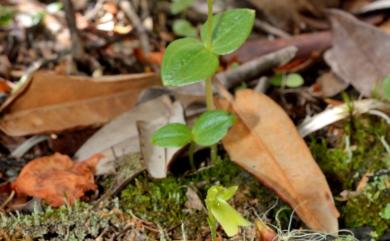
[0,71,160,136]
[216,89,339,232]
[137,101,186,179]
[12,153,102,207]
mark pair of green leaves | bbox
[151,110,235,148]
[271,73,305,88]
[162,9,255,87]
[206,185,250,238]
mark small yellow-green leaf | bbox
[162,38,219,87]
[286,73,304,88]
[201,9,255,55]
[151,123,192,148]
[384,75,390,101]
[206,185,251,238]
[173,19,197,38]
[210,201,251,236]
[192,110,235,146]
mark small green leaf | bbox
[286,73,304,88]
[384,75,390,101]
[270,73,304,88]
[206,186,250,237]
[170,0,194,14]
[201,9,255,55]
[151,123,192,148]
[162,38,219,87]
[192,110,235,146]
[270,74,283,86]
[0,6,14,27]
[173,19,197,38]
[210,200,251,236]
[381,203,390,220]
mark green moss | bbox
[120,158,276,238]
[310,116,390,237]
[0,200,132,240]
[344,175,390,237]
[121,174,187,228]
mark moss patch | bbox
[120,158,277,239]
[310,116,390,238]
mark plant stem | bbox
[205,0,217,163]
[189,142,196,170]
[206,0,213,49]
[206,77,217,162]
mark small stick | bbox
[119,0,151,54]
[216,46,298,89]
[62,0,85,61]
[255,19,291,38]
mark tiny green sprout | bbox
[170,0,194,14]
[383,75,390,101]
[206,185,251,241]
[380,203,390,220]
[173,19,197,38]
[271,73,305,88]
[152,110,235,167]
[154,0,254,163]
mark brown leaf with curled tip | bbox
[216,89,339,232]
[12,153,102,207]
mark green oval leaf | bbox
[192,110,235,146]
[286,73,304,88]
[173,19,197,38]
[151,123,192,148]
[384,75,390,101]
[162,38,219,87]
[201,9,255,55]
[170,0,194,14]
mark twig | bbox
[216,46,297,89]
[254,19,291,38]
[224,31,331,63]
[62,0,85,61]
[119,0,151,54]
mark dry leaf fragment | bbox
[74,96,176,175]
[216,89,339,232]
[325,10,390,97]
[137,101,186,178]
[0,71,160,136]
[12,153,102,207]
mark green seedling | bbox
[271,73,305,88]
[384,75,390,101]
[206,185,250,241]
[152,110,235,168]
[153,0,255,163]
[173,19,197,37]
[170,0,194,14]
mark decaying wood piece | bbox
[217,47,297,89]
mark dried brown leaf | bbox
[216,89,339,232]
[325,10,390,96]
[12,153,102,207]
[0,71,160,136]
